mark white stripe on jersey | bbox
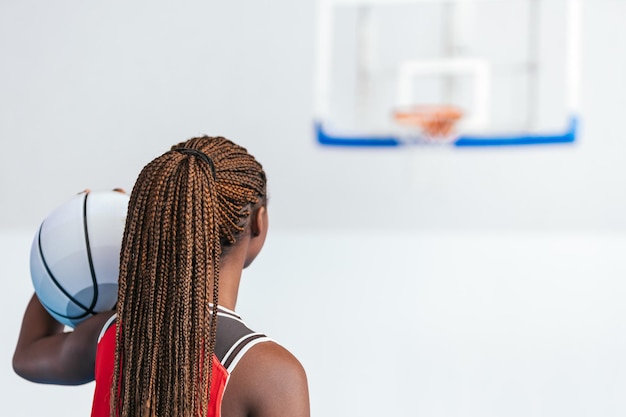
[98,314,117,343]
[224,336,274,373]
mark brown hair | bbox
[111,136,267,417]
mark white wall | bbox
[2,0,626,416]
[1,0,626,233]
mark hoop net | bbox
[393,105,463,143]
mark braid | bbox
[111,136,267,417]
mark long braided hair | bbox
[111,136,267,417]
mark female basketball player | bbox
[13,136,310,417]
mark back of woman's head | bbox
[112,136,267,417]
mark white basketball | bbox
[29,190,129,328]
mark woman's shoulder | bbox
[222,340,310,417]
[242,340,307,380]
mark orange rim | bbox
[393,105,463,138]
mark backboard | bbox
[314,0,582,147]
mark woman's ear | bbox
[244,205,268,269]
[251,205,267,237]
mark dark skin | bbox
[13,206,310,417]
[12,295,114,385]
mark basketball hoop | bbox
[392,105,463,143]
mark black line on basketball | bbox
[37,222,93,317]
[83,192,99,315]
[40,297,93,320]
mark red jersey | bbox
[91,306,271,417]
